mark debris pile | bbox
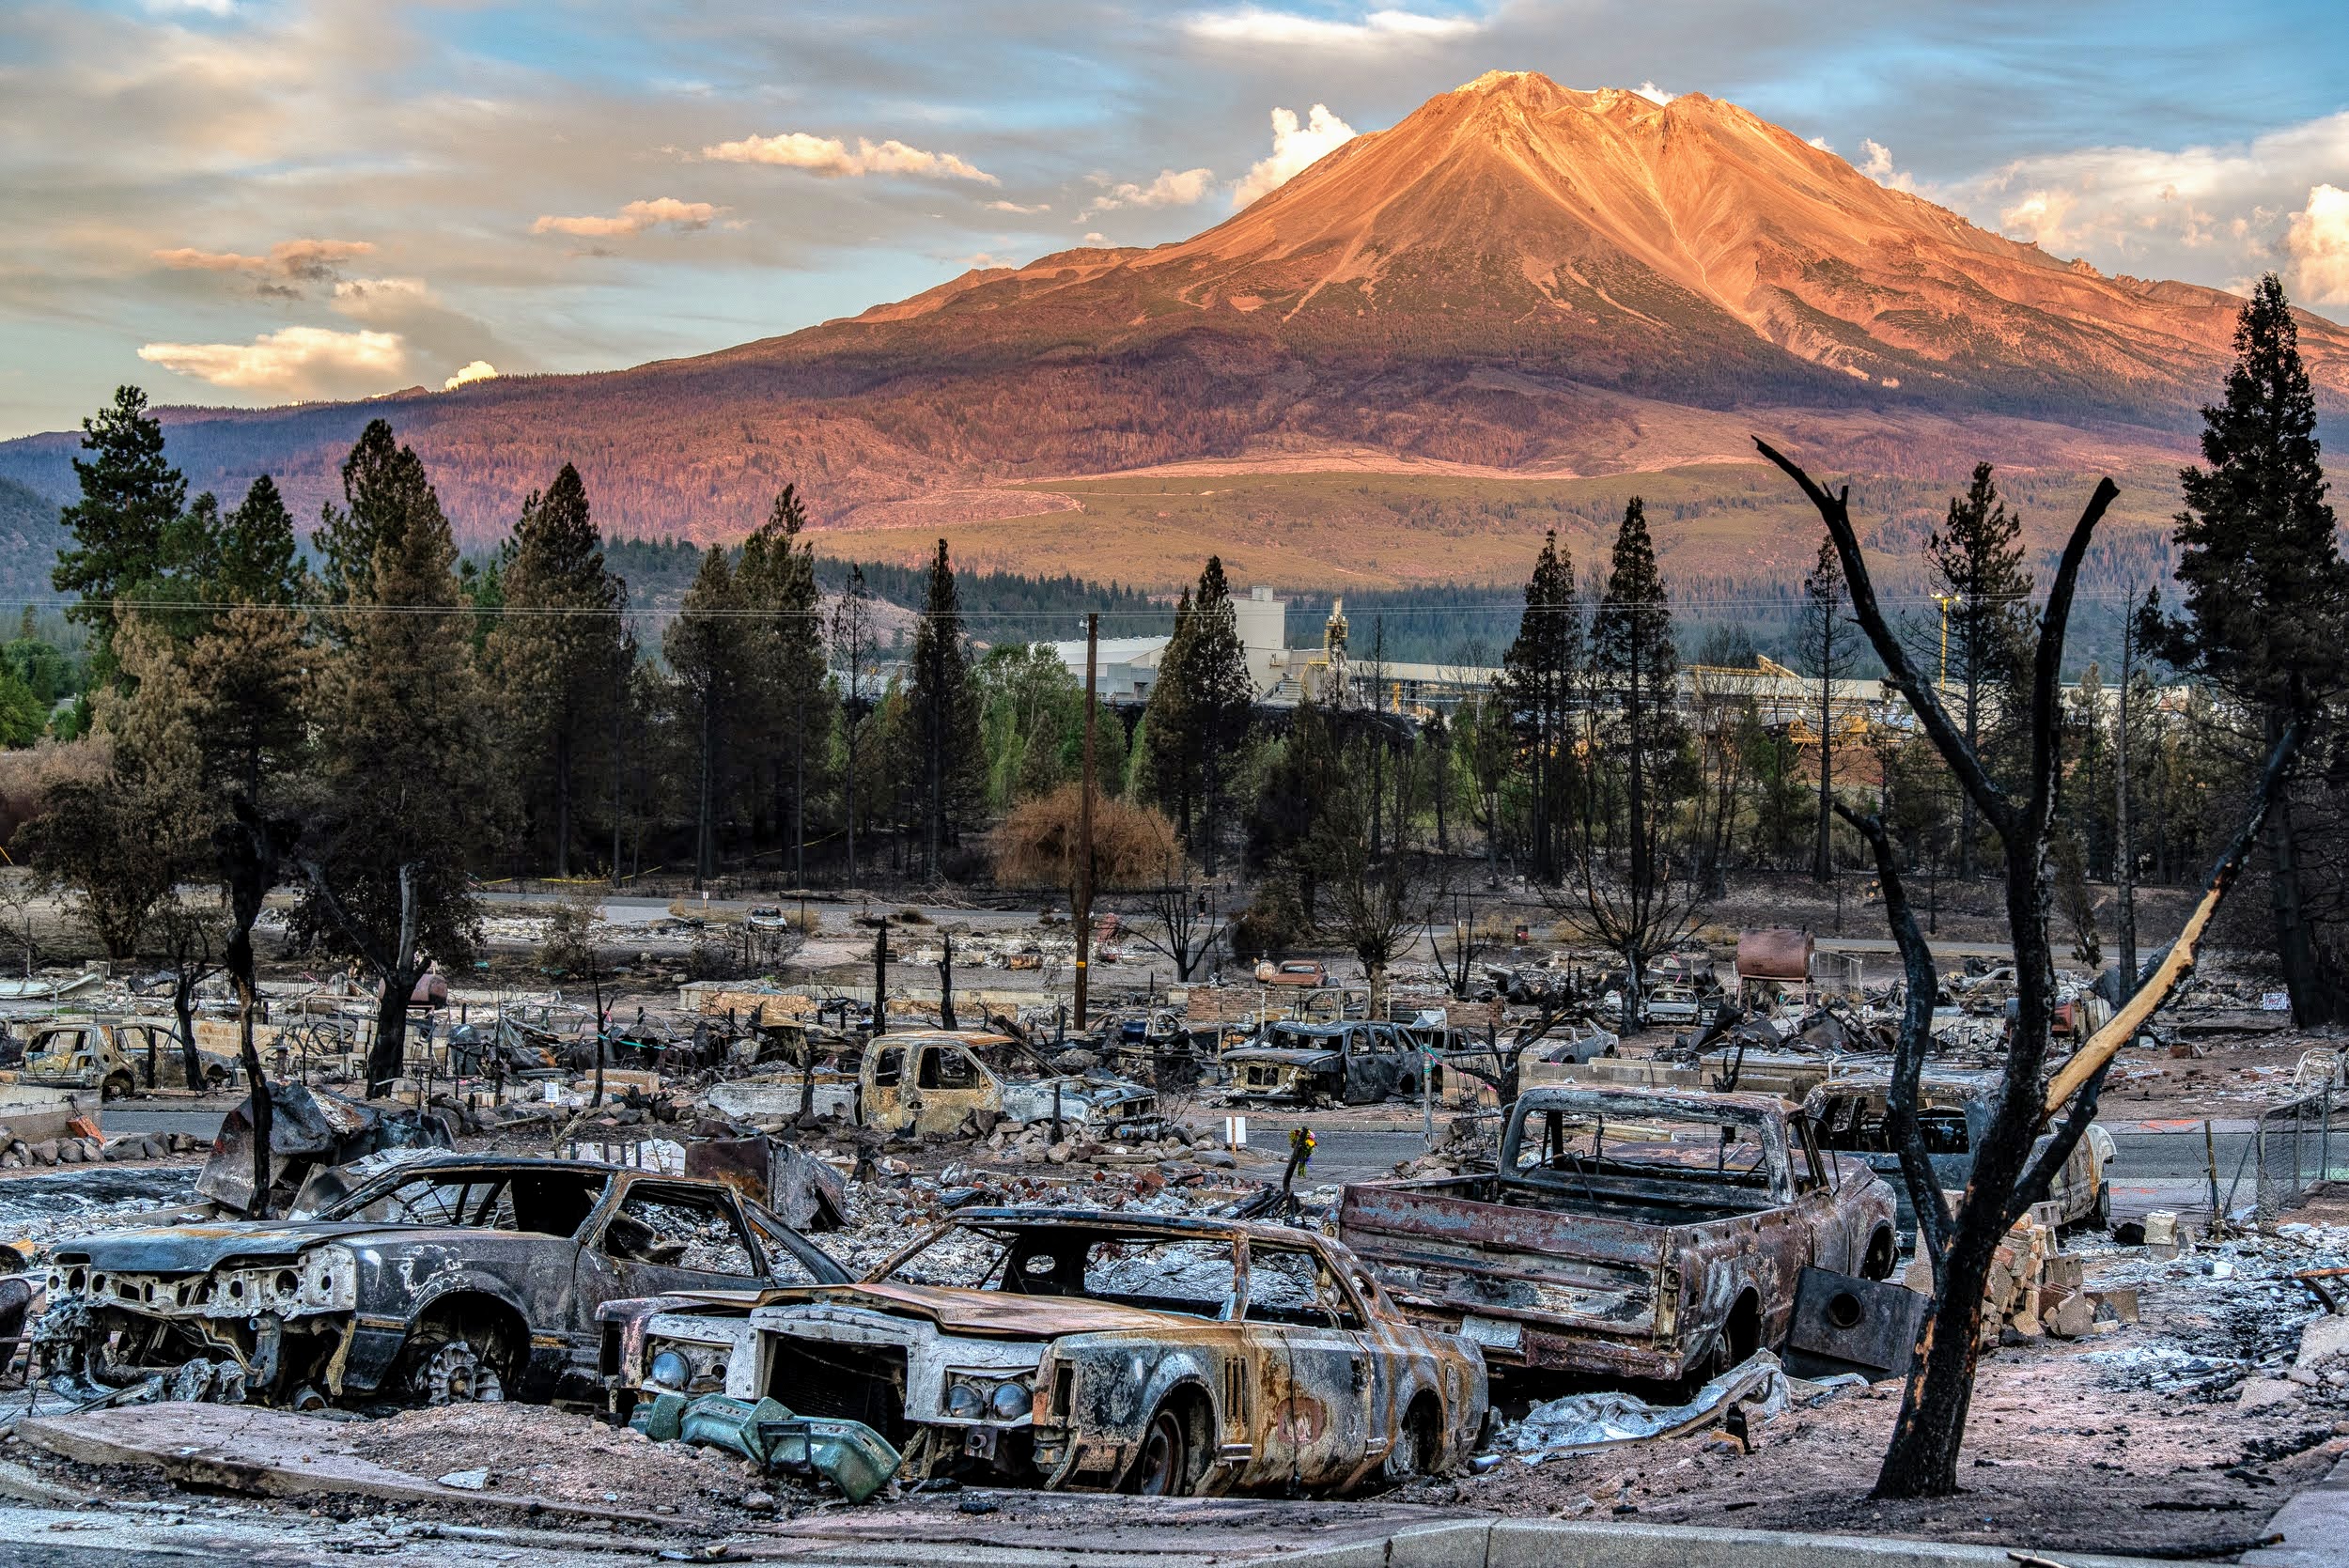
[1901,1215,2129,1345]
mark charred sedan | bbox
[36,1157,846,1409]
[603,1209,1486,1497]
[1221,1020,1432,1108]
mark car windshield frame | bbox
[871,1220,1243,1319]
[320,1163,614,1234]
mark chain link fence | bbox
[2222,1084,2345,1220]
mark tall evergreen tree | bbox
[1925,463,2034,879]
[1141,588,1197,838]
[1497,529,1581,882]
[213,474,303,605]
[666,547,747,888]
[485,463,629,877]
[1802,533,1855,881]
[2149,274,2349,1023]
[830,565,880,884]
[298,425,493,1092]
[740,486,833,885]
[53,386,186,679]
[1578,498,1700,1030]
[1182,558,1255,874]
[905,539,984,878]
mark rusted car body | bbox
[599,1209,1486,1497]
[35,1157,845,1410]
[858,1031,1156,1139]
[1804,1070,2115,1241]
[7,1019,239,1098]
[1338,1085,1896,1386]
[1254,959,1329,987]
[1221,1020,1430,1107]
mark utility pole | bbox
[1074,613,1098,1031]
[2115,606,2139,990]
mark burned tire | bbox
[397,1317,512,1407]
[1125,1397,1208,1497]
[101,1072,134,1102]
[1384,1394,1443,1483]
[1863,1227,1897,1281]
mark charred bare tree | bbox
[302,860,425,1095]
[218,805,295,1219]
[1761,438,2300,1499]
[1428,891,1482,1000]
[1139,872,1225,981]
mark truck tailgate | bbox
[1338,1180,1668,1339]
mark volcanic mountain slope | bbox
[4,69,2342,556]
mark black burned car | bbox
[35,1157,847,1409]
[1221,1020,1433,1107]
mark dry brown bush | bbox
[0,737,110,855]
[993,784,1178,901]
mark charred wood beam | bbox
[2041,717,2303,1123]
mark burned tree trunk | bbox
[1762,438,2299,1498]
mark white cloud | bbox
[700,132,996,183]
[986,200,1051,214]
[1233,103,1357,209]
[1857,138,1915,193]
[143,0,236,14]
[442,360,498,391]
[1632,82,1674,106]
[1083,166,1215,218]
[151,237,375,284]
[1082,232,1107,245]
[531,197,725,238]
[1806,134,1833,152]
[1937,110,2349,281]
[1184,7,1483,49]
[2289,184,2349,304]
[326,275,435,321]
[138,326,407,398]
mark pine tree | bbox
[214,474,303,605]
[739,486,833,885]
[1579,498,1699,1031]
[1925,463,2034,879]
[54,386,186,679]
[1182,557,1255,875]
[2149,273,2349,1023]
[1141,589,1197,839]
[1498,529,1581,882]
[830,565,879,884]
[485,463,629,877]
[1802,533,1855,881]
[905,539,983,879]
[313,418,427,610]
[666,547,746,888]
[299,425,493,1092]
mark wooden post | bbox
[872,917,888,1036]
[1075,613,1098,1032]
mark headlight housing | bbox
[944,1373,1033,1423]
[647,1349,693,1391]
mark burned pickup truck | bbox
[36,1157,846,1409]
[601,1208,1487,1497]
[1338,1085,1896,1387]
[1221,1019,1433,1108]
[1804,1069,2115,1241]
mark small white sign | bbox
[2262,991,2292,1012]
[1223,1114,1249,1149]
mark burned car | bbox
[1804,1070,2115,1241]
[36,1157,847,1409]
[1221,1020,1432,1107]
[8,1019,239,1098]
[1340,1085,1896,1388]
[860,1031,1157,1139]
[601,1209,1486,1497]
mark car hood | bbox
[50,1221,519,1272]
[793,1282,1200,1338]
[1222,1047,1339,1070]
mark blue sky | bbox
[1,0,2344,438]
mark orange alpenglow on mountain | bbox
[5,70,2341,553]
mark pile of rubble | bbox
[1901,1213,2136,1345]
[3,1127,210,1169]
[982,1119,1202,1167]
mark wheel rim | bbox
[417,1340,505,1405]
[1136,1409,1186,1495]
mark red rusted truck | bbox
[1338,1084,1897,1387]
